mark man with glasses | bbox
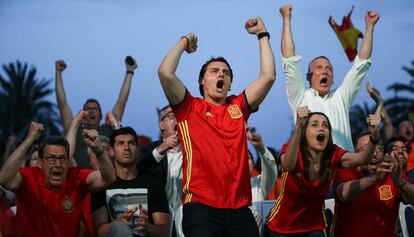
[138,105,182,236]
[55,57,137,168]
[332,133,414,237]
[0,122,116,237]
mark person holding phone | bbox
[55,56,137,168]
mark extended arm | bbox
[358,11,380,60]
[244,17,276,111]
[281,106,309,171]
[391,154,414,204]
[158,34,197,106]
[55,60,74,133]
[336,174,379,202]
[366,82,393,140]
[248,130,277,199]
[83,129,116,190]
[280,5,295,58]
[65,110,88,167]
[0,122,43,191]
[341,105,381,168]
[337,156,393,202]
[112,56,137,121]
[278,5,306,111]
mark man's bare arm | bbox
[55,60,74,133]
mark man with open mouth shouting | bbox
[279,5,380,152]
[332,134,414,237]
[0,122,116,237]
[157,16,275,237]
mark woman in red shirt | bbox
[264,106,380,237]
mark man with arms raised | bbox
[0,122,116,237]
[279,5,379,151]
[55,57,137,168]
[158,17,275,237]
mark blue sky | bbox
[1,0,413,153]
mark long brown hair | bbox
[299,112,334,183]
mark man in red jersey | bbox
[157,17,275,237]
[333,134,414,237]
[0,122,115,237]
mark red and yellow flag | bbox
[329,6,363,62]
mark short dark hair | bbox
[38,136,70,159]
[198,57,233,97]
[306,56,331,84]
[354,130,372,148]
[157,105,171,122]
[110,126,138,147]
[83,98,102,118]
[384,136,408,154]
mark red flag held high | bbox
[329,6,363,62]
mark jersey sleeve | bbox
[279,142,303,173]
[332,167,359,189]
[171,89,194,121]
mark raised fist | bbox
[245,17,267,35]
[365,10,380,26]
[55,60,67,72]
[279,5,292,19]
[183,33,198,54]
[27,122,44,141]
[125,56,138,71]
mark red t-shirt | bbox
[266,143,346,234]
[16,167,93,237]
[0,198,23,237]
[332,168,404,237]
[172,91,252,208]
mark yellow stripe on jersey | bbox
[322,204,327,227]
[179,121,193,203]
[266,171,289,223]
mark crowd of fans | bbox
[1,4,414,237]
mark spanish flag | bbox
[329,6,363,62]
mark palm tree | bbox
[384,61,414,127]
[0,60,61,161]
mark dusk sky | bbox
[1,0,413,154]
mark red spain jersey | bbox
[266,143,346,234]
[332,168,405,237]
[16,167,93,237]
[172,91,253,208]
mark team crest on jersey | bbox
[61,195,74,213]
[227,104,242,119]
[378,185,393,200]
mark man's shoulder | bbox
[109,173,160,189]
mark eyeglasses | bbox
[161,112,176,121]
[43,155,69,165]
